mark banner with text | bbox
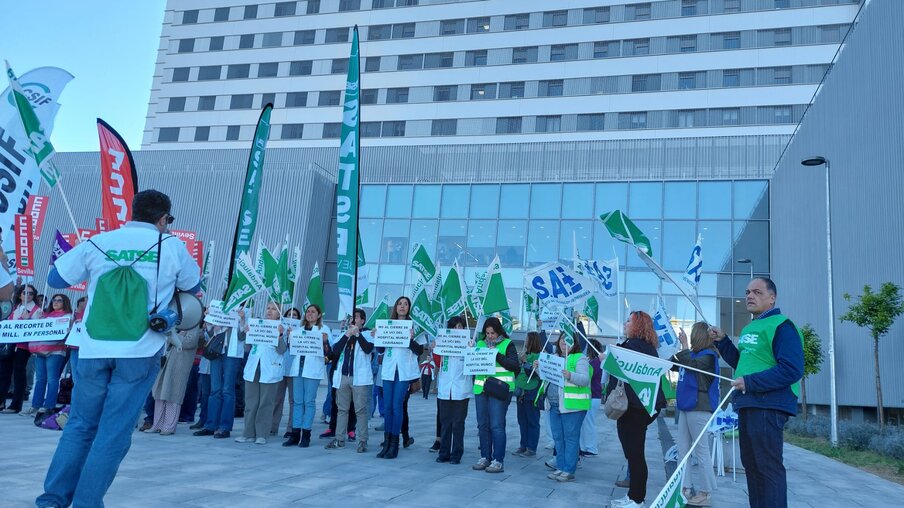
[245,318,280,347]
[433,328,470,356]
[463,347,497,376]
[0,316,71,343]
[538,352,566,387]
[374,319,413,348]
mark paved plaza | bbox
[3,386,902,507]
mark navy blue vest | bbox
[676,349,720,412]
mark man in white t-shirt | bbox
[37,190,201,508]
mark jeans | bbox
[617,407,658,504]
[550,406,586,474]
[178,363,199,422]
[372,384,383,417]
[421,374,432,398]
[37,351,162,508]
[382,374,409,436]
[197,373,210,427]
[291,376,321,430]
[69,349,80,386]
[205,356,240,432]
[516,395,541,451]
[438,398,469,461]
[739,407,789,508]
[475,392,510,463]
[579,398,601,454]
[32,354,66,410]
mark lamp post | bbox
[737,258,754,279]
[801,155,838,447]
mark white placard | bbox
[538,352,566,387]
[281,317,302,329]
[434,328,470,356]
[204,300,239,328]
[290,329,324,357]
[246,319,280,347]
[463,347,497,376]
[0,317,72,344]
[539,307,559,331]
[374,319,413,348]
[65,322,84,347]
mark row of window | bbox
[163,64,828,113]
[155,105,805,142]
[180,0,425,24]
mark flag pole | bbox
[613,246,622,341]
[554,307,601,357]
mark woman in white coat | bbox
[435,315,473,464]
[235,303,287,445]
[282,304,331,448]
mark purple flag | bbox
[50,230,72,265]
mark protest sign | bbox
[245,319,280,347]
[374,319,413,348]
[463,347,497,375]
[204,300,239,328]
[523,262,593,309]
[281,317,302,329]
[539,306,559,331]
[434,328,470,356]
[14,214,34,277]
[538,352,566,387]
[0,316,71,344]
[290,329,324,356]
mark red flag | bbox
[77,228,97,243]
[95,218,109,233]
[24,195,50,242]
[191,240,204,271]
[170,229,197,242]
[97,119,138,229]
[14,214,34,277]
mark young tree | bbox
[840,283,904,430]
[799,324,824,421]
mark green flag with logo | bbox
[5,61,59,187]
[481,255,508,316]
[256,242,280,302]
[440,260,467,320]
[364,295,390,330]
[411,288,437,337]
[600,209,653,256]
[222,252,266,313]
[583,296,599,323]
[335,27,361,319]
[276,242,291,305]
[649,461,687,508]
[305,261,324,310]
[466,270,487,318]
[603,345,672,416]
[409,244,439,335]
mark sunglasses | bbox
[165,214,175,224]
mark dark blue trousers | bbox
[739,407,789,508]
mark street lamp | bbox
[801,155,838,447]
[737,258,753,279]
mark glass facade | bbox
[325,179,769,338]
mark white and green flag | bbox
[409,244,439,336]
[305,261,324,310]
[439,260,467,320]
[364,294,390,330]
[355,237,370,306]
[335,27,361,319]
[649,461,687,508]
[466,270,487,318]
[4,61,59,187]
[583,295,599,324]
[222,252,266,313]
[603,344,672,416]
[600,209,652,256]
[481,255,508,316]
[288,244,301,301]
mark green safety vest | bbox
[562,353,592,411]
[735,314,802,396]
[473,338,516,395]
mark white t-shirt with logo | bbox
[54,222,201,359]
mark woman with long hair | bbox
[609,311,667,508]
[435,315,472,464]
[545,333,591,482]
[513,331,544,458]
[283,304,330,448]
[28,294,73,421]
[0,284,43,414]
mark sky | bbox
[0,0,166,152]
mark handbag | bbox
[483,376,512,401]
[604,380,628,420]
[202,330,227,360]
[408,378,422,395]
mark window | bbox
[774,66,791,84]
[368,25,391,40]
[182,10,198,24]
[774,28,792,46]
[424,52,453,69]
[467,17,490,33]
[289,31,313,46]
[820,25,842,43]
[722,32,741,49]
[397,0,417,5]
[239,34,255,49]
[723,69,740,87]
[397,54,424,70]
[536,115,561,133]
[465,50,487,66]
[628,38,650,55]
[678,72,697,89]
[470,83,496,100]
[773,106,792,123]
[629,3,651,20]
[504,13,530,30]
[681,0,697,16]
[434,85,457,102]
[539,79,564,97]
[721,108,739,125]
[577,113,604,131]
[286,92,308,107]
[382,121,405,137]
[431,119,457,136]
[262,32,283,47]
[319,91,341,106]
[172,67,190,82]
[209,36,224,51]
[386,88,409,104]
[326,28,349,43]
[178,39,195,53]
[214,7,230,21]
[198,96,216,111]
[632,74,660,92]
[227,64,250,79]
[158,127,179,142]
[361,89,378,105]
[331,58,348,74]
[496,117,522,134]
[230,94,254,109]
[226,125,241,140]
[306,1,320,14]
[619,112,647,129]
[498,81,524,99]
[261,93,275,108]
[258,62,279,77]
[774,0,790,8]
[542,10,567,27]
[197,66,221,80]
[680,35,697,52]
[244,5,258,19]
[583,7,610,24]
[322,123,341,139]
[167,97,186,112]
[593,41,614,58]
[724,0,740,12]
[392,23,416,39]
[289,60,312,75]
[550,44,578,61]
[339,0,360,11]
[512,46,538,64]
[677,110,696,127]
[282,124,304,139]
[441,19,464,35]
[365,57,381,72]
[194,126,210,142]
[274,2,296,17]
[372,0,393,8]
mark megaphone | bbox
[171,291,204,331]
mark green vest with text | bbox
[473,338,515,395]
[734,314,802,396]
[563,353,592,411]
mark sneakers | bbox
[686,492,711,507]
[429,441,441,453]
[138,421,152,432]
[19,407,37,417]
[254,437,267,445]
[472,457,490,471]
[522,449,536,457]
[485,460,504,473]
[512,447,527,457]
[193,429,215,437]
[347,431,356,442]
[213,431,230,439]
[556,472,575,482]
[356,440,368,453]
[325,438,345,449]
[0,408,18,414]
[403,436,415,448]
[320,429,335,439]
[234,436,254,443]
[189,422,205,430]
[547,470,564,480]
[611,496,644,508]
